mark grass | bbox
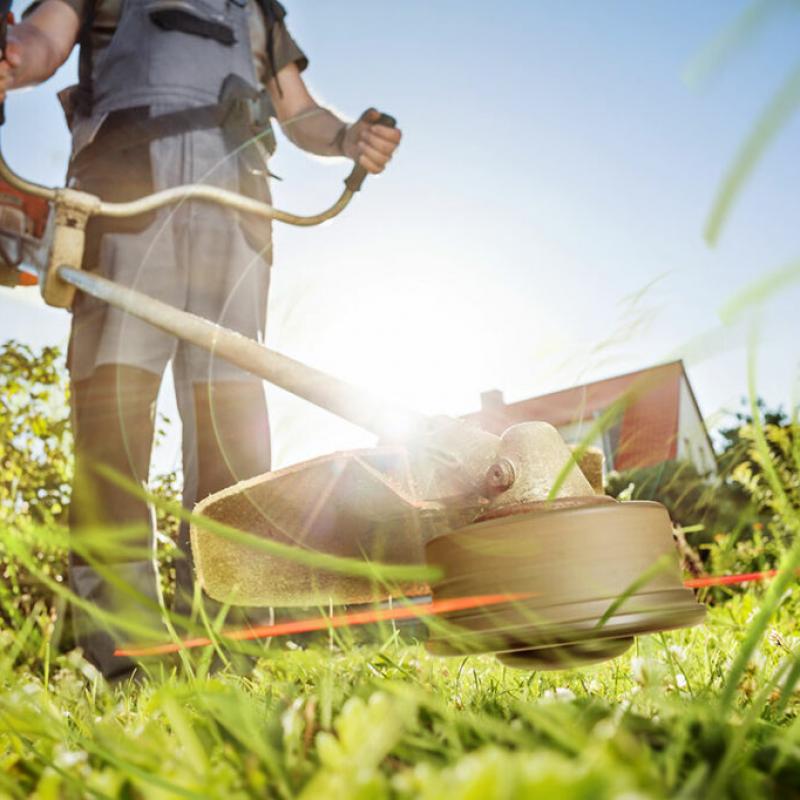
[3,576,800,799]
[3,353,800,798]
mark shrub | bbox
[0,341,181,644]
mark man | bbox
[0,1,401,678]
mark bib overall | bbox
[68,0,277,678]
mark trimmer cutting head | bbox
[424,499,704,668]
[191,419,705,670]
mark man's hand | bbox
[0,3,80,104]
[0,35,22,103]
[269,63,402,170]
[342,108,402,174]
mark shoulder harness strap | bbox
[75,0,97,115]
[254,0,286,94]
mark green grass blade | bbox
[705,61,800,245]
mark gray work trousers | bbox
[67,116,273,678]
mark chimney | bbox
[480,389,505,412]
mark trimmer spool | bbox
[425,499,704,668]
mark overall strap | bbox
[254,0,286,90]
[75,0,98,115]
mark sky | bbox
[1,0,799,473]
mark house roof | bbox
[464,360,718,472]
[466,361,685,435]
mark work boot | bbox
[69,560,164,681]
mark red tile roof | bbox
[465,362,684,469]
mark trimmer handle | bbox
[344,112,397,193]
[0,0,13,127]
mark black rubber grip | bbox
[344,112,397,192]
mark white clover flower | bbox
[53,746,88,769]
[543,687,575,701]
[668,645,686,660]
[630,656,647,684]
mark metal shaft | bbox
[58,266,427,439]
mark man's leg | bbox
[171,123,272,613]
[193,381,271,500]
[69,364,164,679]
[174,376,271,610]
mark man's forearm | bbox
[279,105,349,157]
[1,3,81,98]
[268,62,350,158]
[7,24,67,88]
[267,60,402,172]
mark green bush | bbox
[703,412,800,591]
[0,341,181,645]
[606,460,717,528]
[0,340,71,525]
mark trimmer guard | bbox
[191,447,439,607]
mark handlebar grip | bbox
[344,112,397,193]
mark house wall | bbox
[556,415,621,471]
[614,371,680,470]
[677,376,717,476]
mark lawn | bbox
[2,580,800,799]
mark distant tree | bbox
[715,399,798,523]
[725,410,799,531]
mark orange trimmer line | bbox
[683,568,786,589]
[116,569,799,658]
[115,592,535,658]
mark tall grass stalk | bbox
[718,335,800,709]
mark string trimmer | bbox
[0,28,704,667]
